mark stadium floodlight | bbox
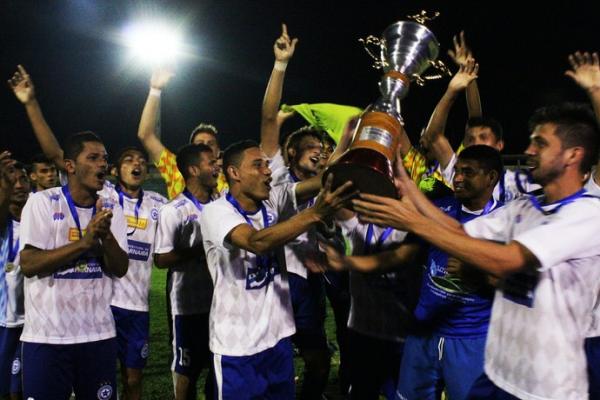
[123,21,184,65]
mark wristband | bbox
[149,87,162,97]
[274,61,288,72]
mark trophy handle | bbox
[359,36,387,69]
[406,10,440,25]
[411,60,452,86]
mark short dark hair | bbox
[283,126,324,164]
[466,117,504,141]
[222,140,260,183]
[528,102,600,173]
[458,144,504,183]
[176,143,213,180]
[189,123,218,144]
[321,132,336,149]
[115,147,147,170]
[29,153,53,166]
[64,131,103,160]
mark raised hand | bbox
[352,192,420,232]
[447,31,472,67]
[8,65,36,104]
[276,109,295,127]
[274,23,298,63]
[565,51,600,93]
[150,68,175,90]
[448,58,479,93]
[312,174,357,219]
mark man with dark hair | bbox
[104,147,167,400]
[0,153,30,400]
[18,131,128,399]
[28,153,57,192]
[353,102,600,399]
[463,116,504,148]
[154,143,218,400]
[200,139,353,399]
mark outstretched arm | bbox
[421,59,479,169]
[324,241,420,273]
[260,23,298,158]
[137,68,175,164]
[8,65,65,170]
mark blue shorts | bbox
[21,338,117,400]
[0,326,22,396]
[396,334,485,400]
[172,313,210,377]
[214,337,294,400]
[111,305,150,369]
[466,373,519,399]
[586,336,600,399]
[288,272,328,350]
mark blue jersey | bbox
[414,196,498,337]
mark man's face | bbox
[464,126,504,151]
[69,141,108,192]
[290,136,323,176]
[194,151,219,189]
[9,168,31,206]
[192,132,220,158]
[525,123,566,185]
[453,159,494,202]
[30,162,57,190]
[117,150,148,189]
[237,147,272,201]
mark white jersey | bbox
[442,153,541,203]
[270,149,316,279]
[0,219,24,327]
[18,186,128,344]
[463,193,600,400]
[584,172,600,338]
[100,187,167,312]
[154,192,213,316]
[200,184,297,356]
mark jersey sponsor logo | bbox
[246,261,280,290]
[174,200,187,209]
[150,195,166,204]
[49,194,60,201]
[11,358,21,374]
[53,212,65,220]
[54,256,103,279]
[150,208,159,220]
[127,240,151,261]
[97,384,113,400]
[68,227,87,241]
[267,212,275,225]
[126,215,148,230]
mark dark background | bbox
[0,0,597,163]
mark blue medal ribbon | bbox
[458,197,498,220]
[364,224,393,255]
[61,185,96,239]
[116,185,143,237]
[529,188,589,215]
[7,218,19,262]
[182,188,207,212]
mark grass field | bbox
[136,268,346,399]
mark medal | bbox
[4,262,15,272]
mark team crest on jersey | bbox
[141,342,149,359]
[97,383,113,400]
[126,215,148,230]
[11,358,21,374]
[150,208,159,220]
[53,212,65,220]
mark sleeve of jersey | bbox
[19,193,52,251]
[200,202,248,249]
[440,153,457,186]
[154,149,185,199]
[513,201,600,271]
[463,205,512,243]
[109,204,129,253]
[154,205,180,254]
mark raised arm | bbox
[421,59,479,169]
[229,177,354,255]
[565,51,600,122]
[8,65,65,170]
[260,23,298,158]
[137,68,175,164]
[448,31,482,118]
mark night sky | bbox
[0,0,597,164]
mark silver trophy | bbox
[325,11,450,198]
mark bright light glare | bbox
[124,22,183,65]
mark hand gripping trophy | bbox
[325,11,450,197]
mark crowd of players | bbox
[1,25,600,400]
